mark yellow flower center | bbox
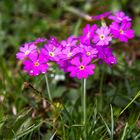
[67,52,72,57]
[86,51,91,56]
[79,65,85,70]
[49,52,55,57]
[87,32,90,38]
[34,61,39,67]
[25,50,30,55]
[120,29,124,34]
[99,34,105,40]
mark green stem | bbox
[82,78,87,139]
[45,74,52,102]
[83,78,87,125]
[63,5,92,21]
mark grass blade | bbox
[120,91,140,115]
[110,104,114,140]
[49,131,56,140]
[121,122,128,140]
[99,113,111,138]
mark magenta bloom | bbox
[23,51,49,76]
[97,46,117,65]
[42,42,62,62]
[80,24,97,44]
[109,11,132,23]
[110,22,134,42]
[92,11,112,20]
[80,44,98,59]
[17,11,135,79]
[61,46,81,60]
[58,60,71,72]
[67,55,96,79]
[35,37,47,43]
[48,36,60,46]
[61,36,78,48]
[93,26,112,46]
[16,43,37,60]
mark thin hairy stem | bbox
[45,74,52,102]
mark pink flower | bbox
[23,51,49,76]
[80,44,98,59]
[60,46,81,60]
[80,24,97,44]
[92,11,112,20]
[42,42,62,62]
[97,46,117,65]
[93,26,112,46]
[58,60,70,72]
[67,55,96,79]
[34,37,47,43]
[110,22,134,42]
[16,43,37,60]
[48,36,60,46]
[61,36,78,48]
[109,11,132,23]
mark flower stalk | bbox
[83,78,87,125]
[45,74,52,102]
[82,78,87,139]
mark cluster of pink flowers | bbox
[16,11,134,79]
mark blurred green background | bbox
[0,0,140,139]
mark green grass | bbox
[0,0,140,139]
